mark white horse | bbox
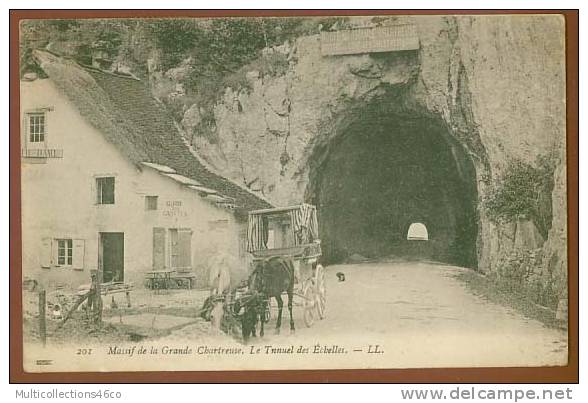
[207,252,233,296]
[206,252,234,332]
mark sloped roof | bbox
[32,50,271,213]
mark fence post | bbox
[93,270,103,325]
[38,290,46,347]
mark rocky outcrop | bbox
[180,15,566,299]
[540,143,568,300]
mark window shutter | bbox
[51,239,59,266]
[41,238,52,268]
[152,228,166,270]
[169,229,179,268]
[22,114,28,152]
[72,239,85,270]
[44,112,49,145]
[96,178,102,204]
[178,229,192,270]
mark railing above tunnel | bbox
[320,24,420,56]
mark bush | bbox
[492,247,559,308]
[495,248,540,286]
[147,19,202,69]
[484,154,555,238]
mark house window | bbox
[145,195,158,210]
[57,239,73,266]
[41,238,85,269]
[96,177,115,204]
[28,113,46,143]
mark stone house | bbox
[20,50,271,290]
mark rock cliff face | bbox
[24,15,568,303]
[181,15,565,287]
[540,142,568,300]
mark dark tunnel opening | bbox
[310,110,479,268]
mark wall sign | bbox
[162,200,187,218]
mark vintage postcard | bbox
[16,13,571,374]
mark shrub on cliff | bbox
[484,153,556,239]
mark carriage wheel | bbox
[263,300,271,323]
[315,264,326,320]
[302,281,315,327]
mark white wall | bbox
[21,78,249,290]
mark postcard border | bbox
[9,8,579,384]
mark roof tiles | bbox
[33,50,271,212]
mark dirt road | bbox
[237,261,567,367]
[163,261,567,369]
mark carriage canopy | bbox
[247,204,319,253]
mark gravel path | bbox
[165,261,568,368]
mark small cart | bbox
[247,203,326,327]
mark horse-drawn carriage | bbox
[246,203,326,328]
[202,203,326,340]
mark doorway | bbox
[99,232,124,282]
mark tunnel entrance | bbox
[309,107,478,268]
